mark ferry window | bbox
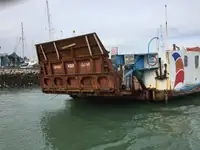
[184,56,188,67]
[195,55,199,68]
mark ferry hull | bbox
[42,84,200,102]
[35,33,200,103]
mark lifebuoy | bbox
[148,55,158,66]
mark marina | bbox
[1,0,200,150]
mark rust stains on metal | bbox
[36,32,192,102]
[93,33,103,54]
[35,32,119,96]
[39,45,47,61]
[61,43,76,50]
[53,42,60,60]
[85,36,92,56]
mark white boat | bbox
[20,60,38,68]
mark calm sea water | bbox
[1,88,200,150]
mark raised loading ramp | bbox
[35,33,122,96]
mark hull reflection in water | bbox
[40,94,200,150]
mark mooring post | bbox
[164,90,168,104]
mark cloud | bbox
[0,0,27,8]
[169,30,200,39]
[0,0,24,4]
[0,0,200,57]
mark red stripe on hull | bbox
[174,70,184,88]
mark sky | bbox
[0,0,200,59]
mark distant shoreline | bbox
[0,68,40,88]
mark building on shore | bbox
[8,52,24,67]
[0,53,9,67]
[0,52,24,68]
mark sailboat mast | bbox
[165,5,168,50]
[21,22,25,58]
[46,0,52,40]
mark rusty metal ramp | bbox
[35,32,121,95]
[36,32,109,62]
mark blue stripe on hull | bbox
[172,52,181,61]
[175,83,200,91]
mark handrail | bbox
[148,36,159,68]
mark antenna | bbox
[160,25,164,50]
[21,22,25,58]
[46,0,53,40]
[165,5,168,50]
[156,28,160,52]
[60,30,63,38]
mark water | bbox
[1,88,200,150]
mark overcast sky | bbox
[0,0,200,58]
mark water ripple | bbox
[1,89,200,150]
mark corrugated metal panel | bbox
[52,63,63,74]
[77,59,92,73]
[93,58,102,73]
[65,62,74,74]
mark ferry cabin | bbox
[142,45,200,94]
